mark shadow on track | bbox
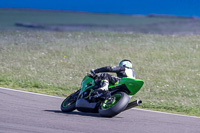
[44,110,101,118]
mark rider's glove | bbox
[90,69,96,76]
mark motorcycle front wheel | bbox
[99,92,129,117]
[61,91,79,112]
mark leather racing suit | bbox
[93,66,135,91]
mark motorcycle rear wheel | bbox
[99,92,129,117]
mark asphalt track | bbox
[0,87,200,133]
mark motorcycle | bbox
[61,74,144,117]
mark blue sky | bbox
[1,0,200,17]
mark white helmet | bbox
[119,59,132,68]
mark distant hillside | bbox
[1,0,200,17]
[1,9,200,35]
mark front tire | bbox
[99,92,129,117]
[61,91,79,112]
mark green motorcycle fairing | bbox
[118,78,144,95]
[80,76,95,93]
[80,76,144,96]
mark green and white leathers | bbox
[93,59,135,79]
[61,73,144,117]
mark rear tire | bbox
[99,92,129,117]
[61,92,78,112]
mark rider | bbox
[91,59,135,79]
[91,59,135,100]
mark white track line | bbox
[0,86,199,119]
[132,108,200,119]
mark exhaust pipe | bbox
[124,100,142,111]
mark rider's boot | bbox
[98,91,115,104]
[92,89,115,104]
[104,91,115,104]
